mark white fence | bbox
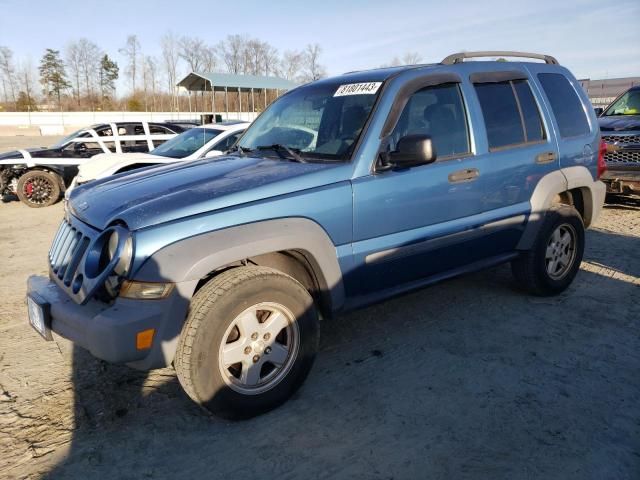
[0,111,259,136]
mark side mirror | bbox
[593,107,604,117]
[383,134,437,170]
[204,150,222,159]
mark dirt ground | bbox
[0,139,639,479]
[0,136,63,152]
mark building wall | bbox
[0,111,259,136]
[578,77,640,106]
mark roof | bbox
[177,72,297,92]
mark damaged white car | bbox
[0,121,191,207]
[66,121,249,197]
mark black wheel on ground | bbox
[175,266,319,419]
[16,170,62,208]
[512,204,585,296]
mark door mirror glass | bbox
[593,107,604,116]
[389,134,437,168]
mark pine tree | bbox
[39,49,70,108]
[99,54,119,107]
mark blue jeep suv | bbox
[27,51,606,418]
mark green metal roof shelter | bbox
[176,72,298,119]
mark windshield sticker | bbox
[334,82,382,97]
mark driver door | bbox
[349,79,488,298]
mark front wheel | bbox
[16,170,62,208]
[512,205,585,296]
[175,266,319,419]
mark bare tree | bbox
[281,50,305,81]
[65,42,82,105]
[161,32,180,111]
[219,34,246,74]
[78,39,101,108]
[402,51,422,65]
[202,46,217,72]
[18,59,37,109]
[302,44,326,82]
[144,56,158,111]
[119,35,141,94]
[0,46,18,107]
[263,43,280,76]
[179,36,208,73]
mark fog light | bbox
[136,328,155,350]
[120,281,174,299]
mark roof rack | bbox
[441,51,559,65]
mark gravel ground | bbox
[0,141,638,479]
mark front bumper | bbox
[27,275,191,369]
[601,169,640,194]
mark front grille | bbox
[48,218,91,288]
[602,134,640,145]
[605,150,640,165]
[602,134,640,166]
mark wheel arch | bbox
[134,218,346,318]
[517,166,605,250]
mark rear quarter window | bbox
[537,73,590,138]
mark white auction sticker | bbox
[334,82,382,97]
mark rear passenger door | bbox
[468,70,559,253]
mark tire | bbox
[16,170,62,208]
[512,204,585,296]
[175,266,319,419]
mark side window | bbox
[96,127,113,137]
[150,125,175,147]
[149,125,173,134]
[474,79,546,149]
[513,81,545,142]
[213,133,241,152]
[537,73,590,138]
[390,83,470,158]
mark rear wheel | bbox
[16,170,62,208]
[175,266,319,419]
[512,205,585,296]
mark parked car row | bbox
[27,51,608,419]
[0,121,195,207]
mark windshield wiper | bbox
[228,145,253,157]
[256,144,306,163]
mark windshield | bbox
[603,89,640,116]
[151,128,223,158]
[238,80,382,160]
[52,128,88,148]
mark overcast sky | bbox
[1,0,638,84]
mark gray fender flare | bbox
[135,217,346,313]
[517,166,605,250]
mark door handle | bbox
[535,151,557,164]
[448,168,479,184]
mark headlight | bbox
[107,230,133,276]
[85,226,133,279]
[120,281,174,300]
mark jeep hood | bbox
[77,152,160,181]
[598,115,640,132]
[69,155,347,230]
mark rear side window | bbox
[474,80,546,149]
[537,73,590,138]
